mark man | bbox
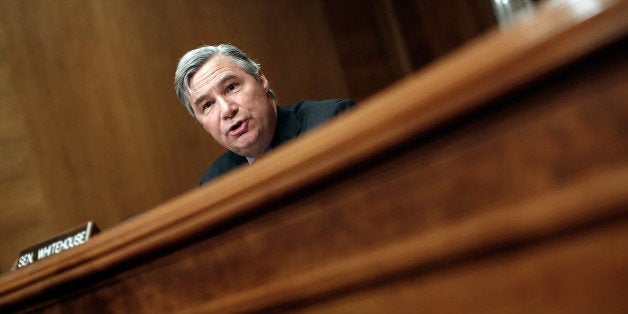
[174,44,355,185]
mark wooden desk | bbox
[1,0,627,312]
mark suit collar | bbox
[272,105,302,147]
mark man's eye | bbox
[203,101,213,110]
[227,83,236,91]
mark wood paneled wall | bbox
[1,0,625,311]
[323,0,496,100]
[0,0,349,273]
[0,0,496,273]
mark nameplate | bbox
[12,221,99,270]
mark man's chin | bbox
[231,145,262,158]
[228,134,269,157]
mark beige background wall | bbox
[0,0,495,273]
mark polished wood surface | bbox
[0,0,626,312]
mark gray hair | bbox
[174,44,275,116]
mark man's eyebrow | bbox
[192,74,238,107]
[193,94,207,108]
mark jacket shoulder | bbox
[199,151,246,185]
[286,99,356,130]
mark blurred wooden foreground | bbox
[1,0,627,312]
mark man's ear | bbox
[258,70,269,90]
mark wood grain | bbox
[0,0,626,312]
[0,0,348,273]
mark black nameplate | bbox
[12,221,99,270]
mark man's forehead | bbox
[192,56,248,90]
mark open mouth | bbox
[230,122,243,131]
[228,120,247,135]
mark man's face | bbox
[188,55,277,158]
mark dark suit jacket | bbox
[199,99,356,185]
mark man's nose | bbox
[219,98,238,120]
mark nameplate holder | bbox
[12,221,99,270]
